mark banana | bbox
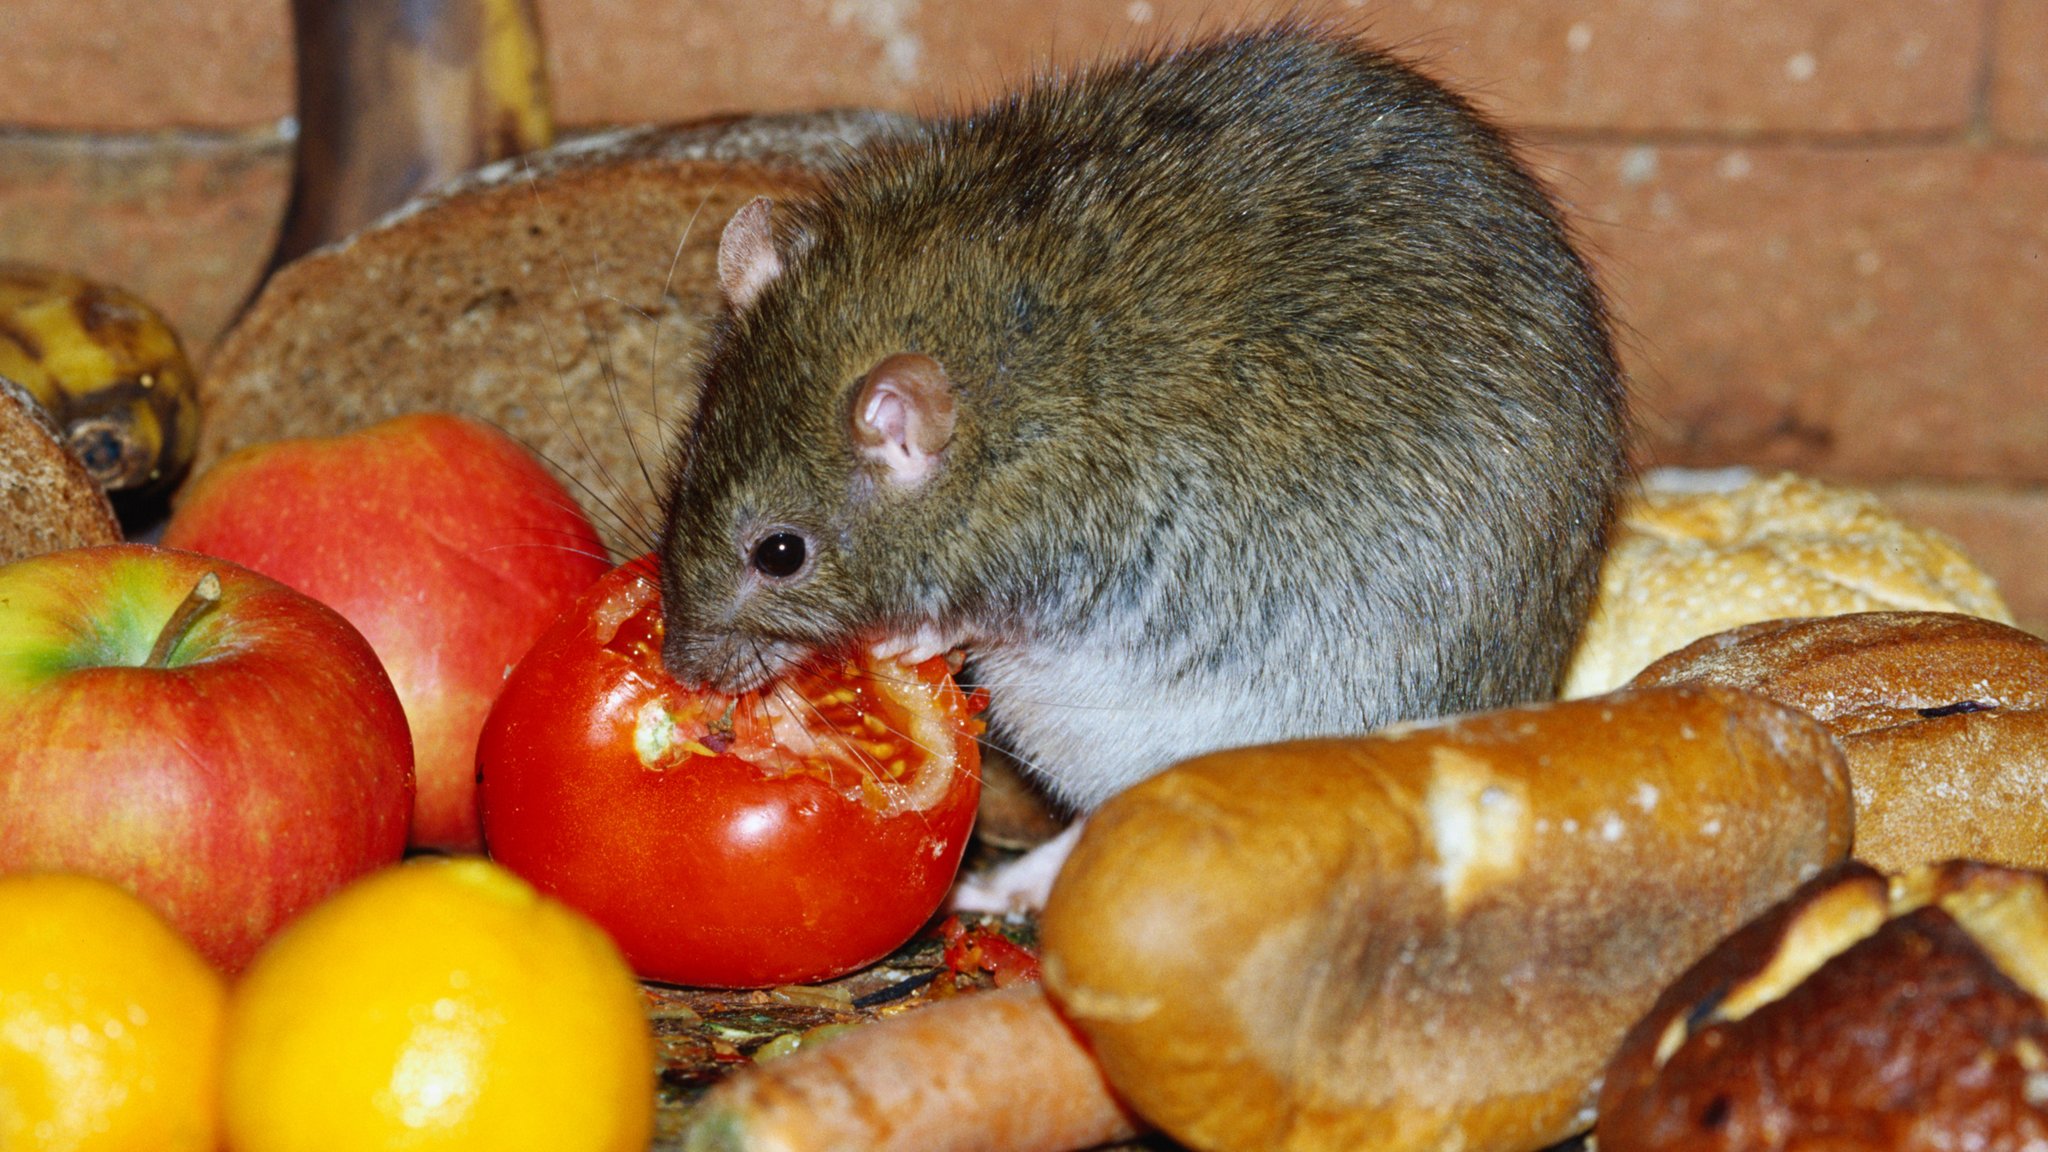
[0,263,199,492]
[477,0,555,159]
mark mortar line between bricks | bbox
[1874,478,2048,500]
[1528,127,2048,155]
[0,124,295,152]
[4,122,2040,158]
[1974,0,2003,137]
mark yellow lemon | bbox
[0,871,226,1152]
[220,857,653,1152]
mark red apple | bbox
[162,413,611,851]
[0,543,414,971]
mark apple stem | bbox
[146,571,224,669]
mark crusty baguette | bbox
[1039,684,1853,1152]
[1631,610,2048,873]
[198,111,913,555]
[0,374,121,565]
[1563,469,2013,698]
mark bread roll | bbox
[0,375,120,565]
[1563,469,2013,698]
[1599,859,2048,1150]
[1039,684,1852,1152]
[1632,611,2048,873]
[198,111,913,555]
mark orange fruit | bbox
[0,871,226,1152]
[220,856,653,1152]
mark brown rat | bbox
[656,25,1630,817]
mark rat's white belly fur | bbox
[970,638,1311,812]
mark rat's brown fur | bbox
[659,24,1629,810]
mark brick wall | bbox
[2,0,2043,628]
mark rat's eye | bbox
[749,532,808,579]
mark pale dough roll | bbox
[1563,468,2013,698]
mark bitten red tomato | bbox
[476,557,984,988]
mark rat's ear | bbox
[717,196,783,312]
[851,353,956,488]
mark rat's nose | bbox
[660,626,791,696]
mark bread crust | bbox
[1564,471,2012,698]
[0,375,120,565]
[1600,860,2048,1152]
[1038,684,1852,1152]
[197,111,914,555]
[1633,611,2048,872]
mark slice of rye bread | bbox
[197,110,915,557]
[0,374,121,565]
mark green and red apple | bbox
[162,413,611,850]
[0,543,414,971]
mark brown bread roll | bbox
[198,111,912,555]
[0,375,120,564]
[1599,859,2048,1151]
[1038,684,1853,1152]
[1631,611,2048,873]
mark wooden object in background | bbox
[273,0,554,267]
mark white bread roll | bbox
[1563,469,2012,699]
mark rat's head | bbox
[657,197,965,694]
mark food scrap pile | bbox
[6,195,2048,1152]
[645,913,1039,1117]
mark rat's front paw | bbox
[949,822,1084,917]
[868,622,978,668]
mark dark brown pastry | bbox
[1599,859,2048,1151]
